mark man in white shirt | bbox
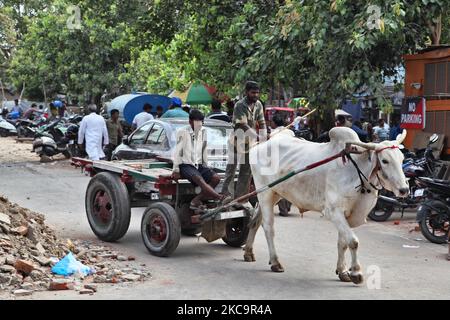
[373,118,390,142]
[132,103,154,129]
[78,104,109,160]
[171,109,226,209]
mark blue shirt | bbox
[161,107,189,119]
[390,124,402,140]
[351,125,368,141]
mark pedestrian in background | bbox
[78,104,109,161]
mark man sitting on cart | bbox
[171,109,227,209]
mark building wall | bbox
[403,47,450,156]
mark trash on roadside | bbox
[51,252,94,276]
[402,244,420,249]
[394,221,400,225]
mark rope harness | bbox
[345,145,399,194]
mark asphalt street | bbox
[0,159,449,300]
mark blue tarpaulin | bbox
[110,93,172,124]
[342,100,362,121]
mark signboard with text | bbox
[401,97,426,129]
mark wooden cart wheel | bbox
[85,172,131,242]
[222,217,250,247]
[141,202,181,257]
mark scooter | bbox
[0,117,17,137]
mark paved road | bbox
[0,160,449,300]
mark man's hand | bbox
[171,172,181,181]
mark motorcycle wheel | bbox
[419,202,449,244]
[368,201,395,222]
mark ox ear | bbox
[395,129,407,145]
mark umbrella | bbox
[287,97,309,110]
[185,83,216,105]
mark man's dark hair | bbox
[211,99,222,111]
[143,103,153,111]
[183,106,190,114]
[336,115,346,125]
[156,105,163,111]
[31,103,37,108]
[245,81,260,92]
[110,109,119,116]
[189,109,204,121]
[14,99,18,103]
[378,118,385,125]
[38,105,44,110]
[272,113,286,127]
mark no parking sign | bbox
[401,97,426,129]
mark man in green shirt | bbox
[221,81,267,198]
[105,109,123,161]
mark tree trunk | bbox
[427,15,442,45]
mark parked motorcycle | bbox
[368,134,440,222]
[294,127,316,141]
[416,177,450,244]
[16,116,48,138]
[32,119,81,159]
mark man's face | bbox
[247,89,260,103]
[190,119,203,132]
[112,112,119,121]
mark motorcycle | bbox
[368,134,440,222]
[32,119,81,159]
[16,116,48,138]
[294,127,316,141]
[416,177,450,244]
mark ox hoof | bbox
[350,272,364,285]
[243,253,255,262]
[337,271,352,282]
[271,263,285,273]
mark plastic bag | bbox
[51,252,93,276]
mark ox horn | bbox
[395,129,407,145]
[346,141,377,150]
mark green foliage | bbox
[2,0,448,107]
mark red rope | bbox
[376,145,399,153]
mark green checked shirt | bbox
[232,98,266,130]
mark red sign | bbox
[401,97,426,129]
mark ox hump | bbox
[328,127,361,145]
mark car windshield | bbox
[170,123,229,150]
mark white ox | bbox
[245,126,409,284]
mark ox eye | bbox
[382,159,389,164]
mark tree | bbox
[0,6,16,82]
[8,0,145,102]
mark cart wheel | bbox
[222,217,250,247]
[141,202,181,257]
[85,172,131,242]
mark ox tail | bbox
[248,204,262,229]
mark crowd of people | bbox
[335,114,403,143]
